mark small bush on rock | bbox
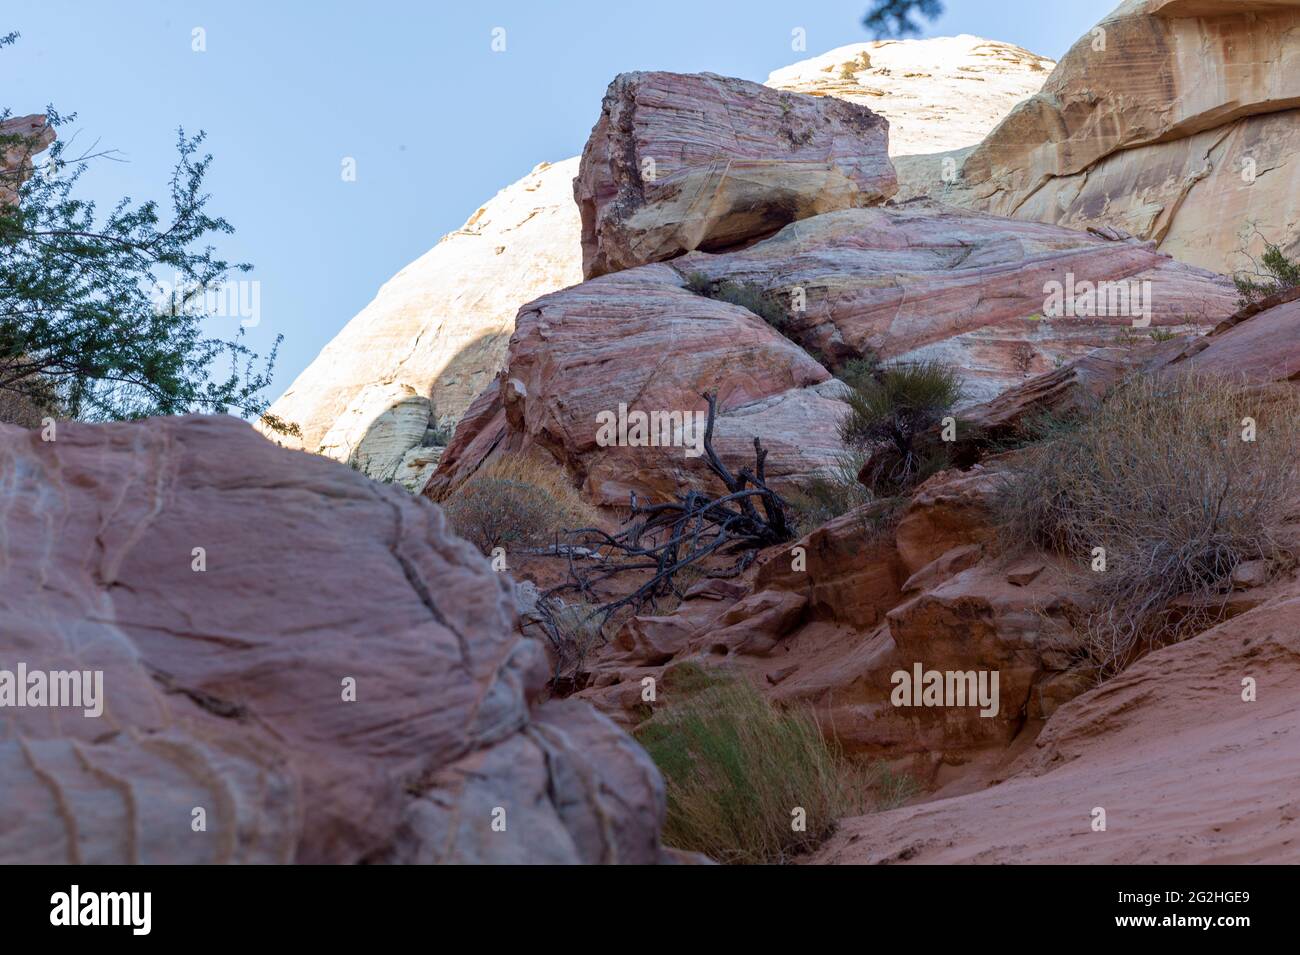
[786,450,874,531]
[1233,238,1300,307]
[443,454,598,554]
[684,273,790,330]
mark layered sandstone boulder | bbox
[429,201,1236,507]
[425,263,846,506]
[266,38,1051,474]
[0,415,675,864]
[260,158,584,479]
[673,201,1236,404]
[574,71,897,279]
[765,35,1054,157]
[907,0,1300,275]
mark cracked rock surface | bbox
[0,415,674,864]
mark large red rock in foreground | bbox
[813,586,1300,864]
[575,71,897,278]
[0,416,673,864]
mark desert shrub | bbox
[994,372,1300,675]
[1233,239,1300,307]
[838,359,963,491]
[786,450,874,531]
[635,673,887,864]
[684,273,790,330]
[443,454,598,554]
[836,355,879,389]
[684,270,712,295]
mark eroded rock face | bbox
[574,71,897,279]
[425,263,846,506]
[429,201,1237,506]
[765,35,1054,157]
[673,201,1237,406]
[911,0,1300,274]
[0,114,54,205]
[576,464,1088,763]
[814,586,1300,864]
[260,158,584,479]
[0,415,674,864]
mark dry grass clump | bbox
[442,453,600,555]
[785,450,874,531]
[538,597,608,682]
[995,372,1300,675]
[635,673,907,864]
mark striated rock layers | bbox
[265,37,1054,477]
[903,0,1300,275]
[0,415,677,864]
[574,71,897,279]
[427,202,1236,507]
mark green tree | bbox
[0,32,288,428]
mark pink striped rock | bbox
[428,202,1236,507]
[0,415,675,864]
[575,71,897,278]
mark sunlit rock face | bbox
[902,0,1300,275]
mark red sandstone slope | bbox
[813,587,1300,864]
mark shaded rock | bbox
[1006,561,1046,587]
[575,71,896,278]
[894,466,1002,577]
[0,415,673,864]
[697,590,809,657]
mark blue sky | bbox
[4,0,1116,398]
